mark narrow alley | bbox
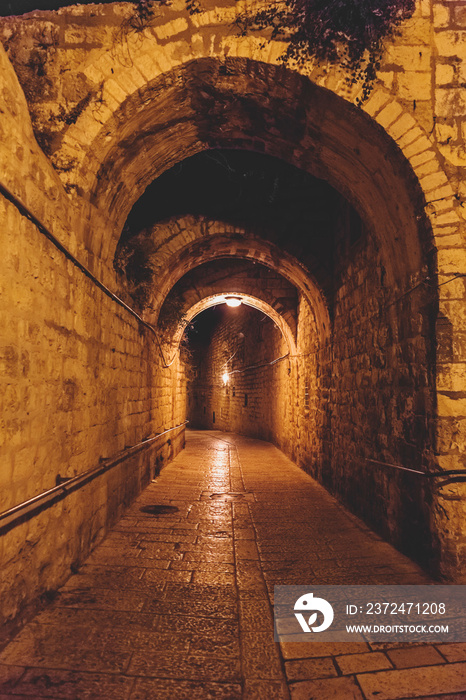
[1,431,464,700]
[2,2,466,698]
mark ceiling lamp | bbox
[225,296,242,308]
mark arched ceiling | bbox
[173,293,298,355]
[157,258,299,347]
[114,216,331,340]
[117,149,346,306]
[76,58,431,292]
[122,149,342,258]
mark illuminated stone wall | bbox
[0,42,187,637]
[187,305,291,442]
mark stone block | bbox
[386,645,445,669]
[357,662,466,699]
[290,676,364,700]
[285,657,338,681]
[384,45,431,72]
[154,17,188,41]
[433,3,451,27]
[437,394,466,418]
[336,651,393,675]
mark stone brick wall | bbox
[0,185,188,631]
[2,0,458,272]
[114,216,326,333]
[187,305,292,443]
[157,258,299,349]
[0,42,188,630]
[328,214,437,570]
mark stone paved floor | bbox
[1,430,466,699]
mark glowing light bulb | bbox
[222,372,229,385]
[225,296,242,307]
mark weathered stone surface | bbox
[1,0,466,643]
[357,662,466,699]
[2,430,463,700]
[335,652,393,675]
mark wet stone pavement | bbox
[1,431,466,699]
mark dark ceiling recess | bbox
[0,0,116,17]
[186,306,226,346]
[123,148,344,262]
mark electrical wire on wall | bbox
[3,178,466,484]
[0,181,178,368]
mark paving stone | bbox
[241,634,285,680]
[154,614,239,637]
[239,599,284,679]
[235,540,260,560]
[169,560,235,573]
[188,634,241,658]
[135,520,199,531]
[192,570,236,585]
[130,678,242,699]
[336,651,393,675]
[243,679,290,699]
[436,643,466,662]
[132,541,182,558]
[234,527,256,540]
[143,596,238,619]
[0,668,134,698]
[357,662,466,699]
[139,568,193,583]
[83,553,173,569]
[53,589,149,612]
[62,569,152,591]
[163,582,237,600]
[280,641,370,660]
[92,629,191,655]
[0,639,131,675]
[182,552,236,563]
[237,561,268,591]
[285,656,338,680]
[386,645,446,669]
[197,533,234,544]
[122,531,197,543]
[33,607,158,631]
[290,675,365,699]
[127,652,241,682]
[0,666,25,692]
[180,543,234,556]
[1,432,459,698]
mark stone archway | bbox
[72,57,434,296]
[173,293,298,355]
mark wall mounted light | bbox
[222,372,229,385]
[225,296,242,308]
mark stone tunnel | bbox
[1,0,466,698]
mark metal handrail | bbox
[366,458,466,480]
[0,421,188,529]
[0,181,177,368]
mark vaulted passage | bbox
[1,2,466,692]
[114,146,438,575]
